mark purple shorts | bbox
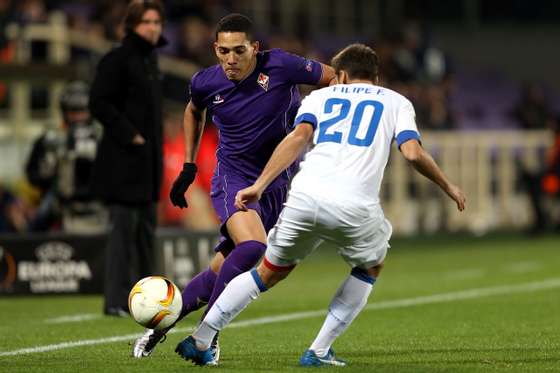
[210,170,288,254]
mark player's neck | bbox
[345,78,374,85]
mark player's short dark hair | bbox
[215,13,255,41]
[331,44,379,82]
[124,0,165,33]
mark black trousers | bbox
[520,169,547,230]
[104,203,156,310]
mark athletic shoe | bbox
[210,332,220,362]
[132,328,167,358]
[175,336,217,366]
[299,348,347,367]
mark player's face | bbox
[214,32,259,81]
[134,9,162,45]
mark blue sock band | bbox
[250,268,268,292]
[350,267,376,285]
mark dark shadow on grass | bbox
[342,346,560,366]
[357,346,559,356]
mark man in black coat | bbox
[89,0,166,316]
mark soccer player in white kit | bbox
[175,43,466,367]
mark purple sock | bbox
[205,240,266,313]
[179,268,217,320]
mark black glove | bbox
[169,162,198,208]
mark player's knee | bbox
[366,262,384,278]
[227,210,267,244]
[209,252,225,273]
[256,264,290,288]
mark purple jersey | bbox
[190,49,322,190]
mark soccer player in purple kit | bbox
[132,13,334,359]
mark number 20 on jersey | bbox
[317,98,384,147]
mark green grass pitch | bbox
[1,233,559,372]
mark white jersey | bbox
[290,83,420,205]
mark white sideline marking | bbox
[45,313,101,324]
[1,277,559,357]
[37,262,544,326]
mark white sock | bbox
[309,272,374,357]
[193,269,266,349]
[192,322,218,350]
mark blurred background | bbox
[0,0,559,293]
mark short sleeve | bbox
[277,50,322,85]
[189,72,206,109]
[395,99,421,147]
[293,92,321,129]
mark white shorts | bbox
[265,190,392,270]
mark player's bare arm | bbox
[169,101,207,208]
[400,139,466,211]
[235,123,314,210]
[318,63,336,86]
[183,101,207,162]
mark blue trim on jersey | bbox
[350,267,376,285]
[250,268,268,292]
[294,113,318,129]
[396,130,420,147]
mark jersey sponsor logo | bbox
[212,94,224,104]
[257,73,269,91]
[305,60,313,72]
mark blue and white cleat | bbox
[299,348,347,367]
[175,336,217,366]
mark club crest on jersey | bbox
[257,73,269,91]
[212,94,224,104]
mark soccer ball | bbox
[128,276,183,330]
